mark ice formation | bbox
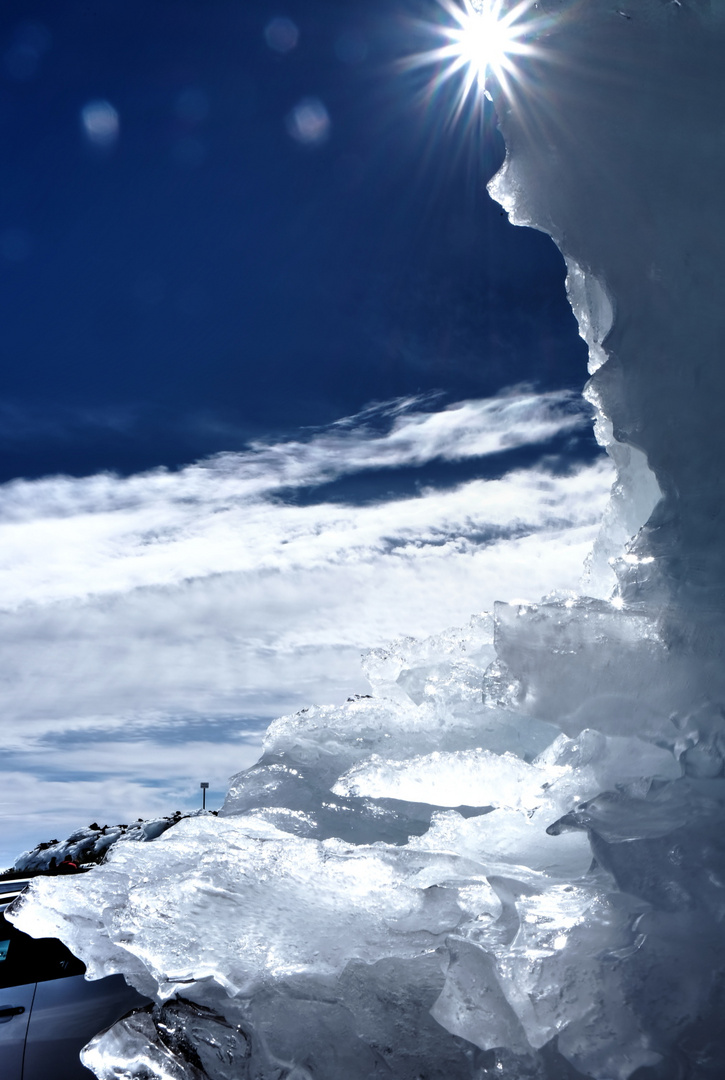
[10,2,725,1078]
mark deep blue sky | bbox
[0,0,589,483]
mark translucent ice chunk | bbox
[410,808,593,883]
[493,597,688,738]
[12,814,514,1002]
[82,1000,251,1080]
[535,729,681,792]
[430,939,529,1053]
[361,615,495,697]
[490,884,646,1051]
[332,748,570,814]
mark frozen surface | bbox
[11,603,718,1080]
[10,2,725,1078]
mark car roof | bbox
[0,877,32,914]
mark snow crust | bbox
[10,2,725,1078]
[11,812,207,873]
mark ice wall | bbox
[489,0,725,618]
[10,3,725,1079]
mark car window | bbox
[0,913,85,989]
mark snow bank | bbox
[11,811,210,873]
[10,2,725,1077]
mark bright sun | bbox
[406,0,541,117]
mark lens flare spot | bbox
[81,100,120,149]
[265,17,300,55]
[286,98,330,146]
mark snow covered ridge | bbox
[10,2,725,1078]
[7,810,214,875]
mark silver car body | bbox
[0,877,148,1080]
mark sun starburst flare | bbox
[404,0,548,120]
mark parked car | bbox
[0,876,148,1080]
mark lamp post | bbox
[200,782,209,810]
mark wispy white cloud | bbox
[0,392,611,867]
[0,391,590,608]
[0,460,604,608]
[0,389,584,522]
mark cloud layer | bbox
[0,392,612,866]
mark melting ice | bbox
[10,2,725,1077]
